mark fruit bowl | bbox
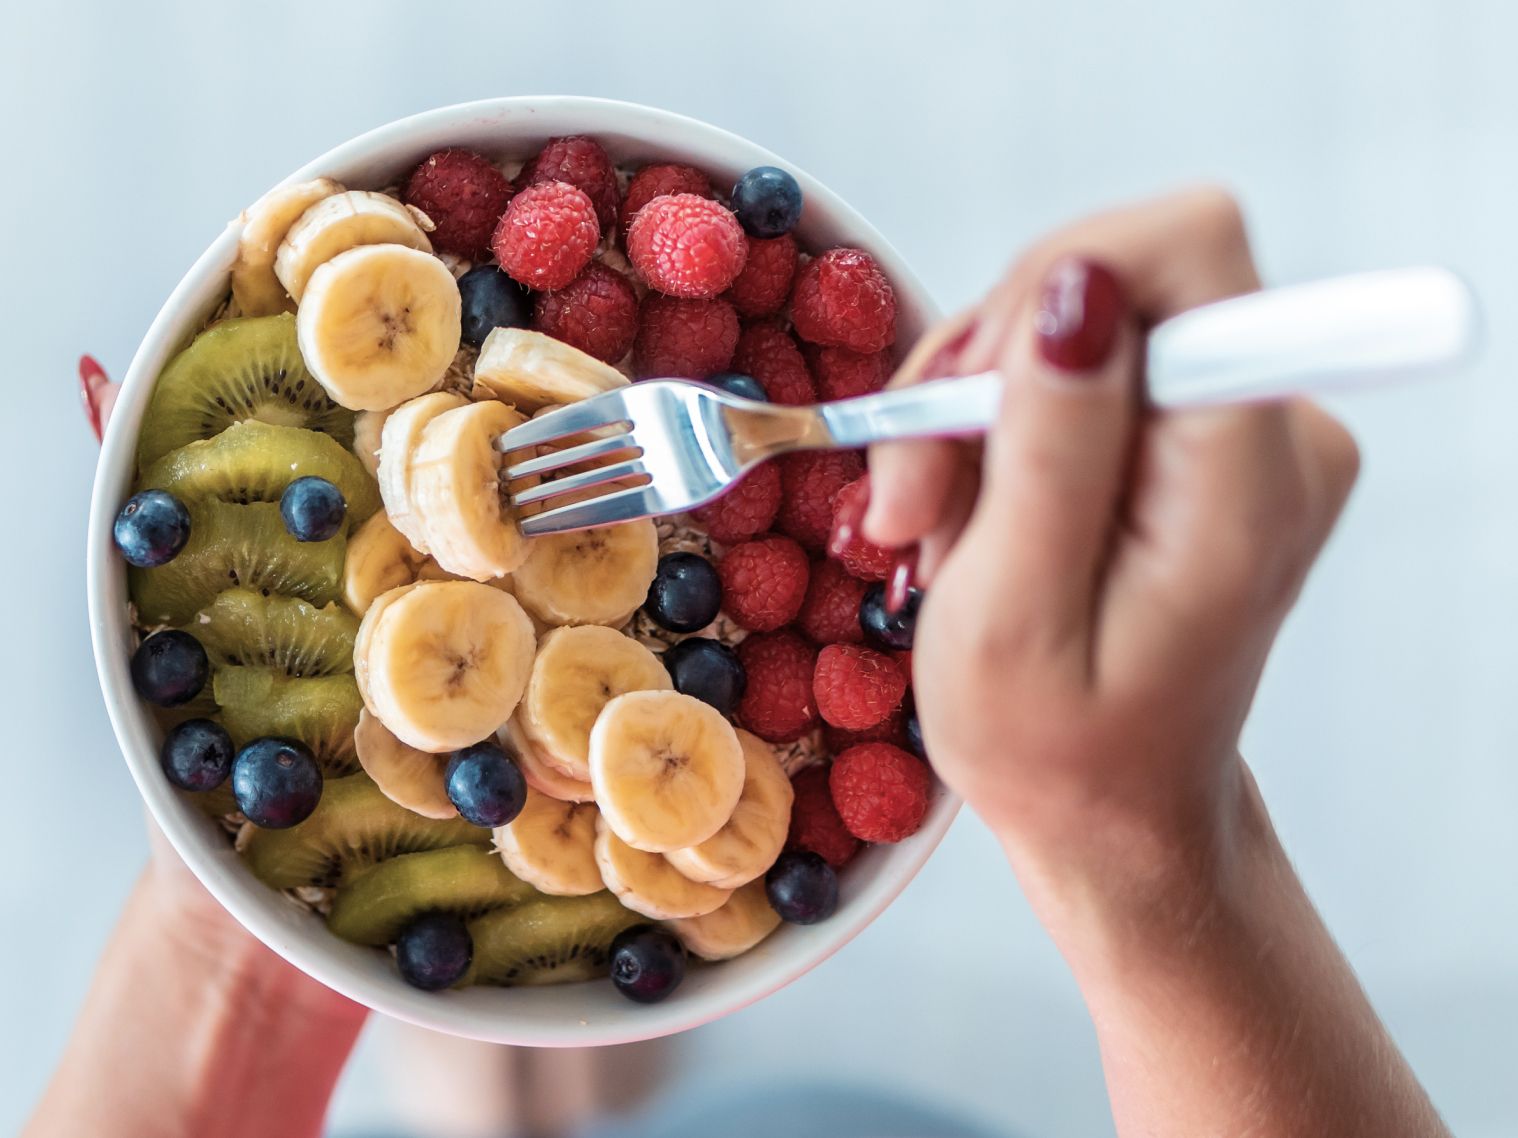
[87,96,955,1045]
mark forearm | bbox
[25,869,367,1138]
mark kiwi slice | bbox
[327,846,536,946]
[188,781,239,819]
[213,667,362,775]
[129,500,345,626]
[136,315,353,468]
[464,892,642,987]
[239,772,488,889]
[191,589,357,676]
[139,420,379,527]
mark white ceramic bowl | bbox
[87,96,956,1045]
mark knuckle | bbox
[1185,184,1250,253]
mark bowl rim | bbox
[87,95,957,1045]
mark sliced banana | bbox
[377,392,469,553]
[343,513,428,615]
[669,879,783,961]
[274,189,431,302]
[410,400,531,581]
[493,787,602,895]
[361,580,536,753]
[511,520,659,628]
[594,817,731,920]
[353,581,422,706]
[499,718,596,803]
[665,730,794,889]
[472,328,629,411]
[354,709,455,820]
[231,177,346,317]
[352,408,391,478]
[590,690,745,853]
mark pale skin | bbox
[27,189,1448,1138]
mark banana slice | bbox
[590,690,745,853]
[472,328,629,411]
[410,400,531,581]
[511,520,659,628]
[352,408,391,478]
[493,788,602,895]
[274,189,431,303]
[353,581,422,706]
[594,817,731,920]
[669,879,783,961]
[231,177,346,317]
[354,709,456,820]
[499,718,595,803]
[362,580,536,753]
[343,513,428,615]
[377,392,469,553]
[665,730,794,889]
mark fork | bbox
[499,267,1478,537]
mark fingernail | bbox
[828,473,871,559]
[1033,258,1125,374]
[922,318,978,380]
[886,548,918,614]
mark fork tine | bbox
[511,459,649,508]
[495,393,630,454]
[518,484,663,537]
[504,433,639,481]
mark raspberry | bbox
[518,135,621,231]
[717,535,809,632]
[403,148,515,259]
[813,643,906,731]
[791,247,897,353]
[830,742,930,843]
[777,450,865,551]
[736,630,818,743]
[632,295,739,379]
[731,320,817,406]
[627,194,747,299]
[691,463,781,545]
[822,704,907,754]
[830,476,894,581]
[797,558,867,645]
[724,234,798,318]
[810,345,891,401]
[531,262,638,364]
[491,181,600,291]
[787,764,860,868]
[621,163,712,237]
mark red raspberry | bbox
[632,295,739,379]
[403,148,515,259]
[627,194,747,299]
[717,535,809,632]
[531,262,638,364]
[822,704,907,753]
[518,135,620,232]
[737,631,818,743]
[621,163,712,237]
[731,320,816,406]
[829,476,894,581]
[491,181,600,291]
[691,463,781,545]
[797,558,867,645]
[830,742,930,843]
[777,450,865,551]
[724,234,798,318]
[813,643,906,730]
[810,345,891,401]
[787,764,860,868]
[791,247,898,353]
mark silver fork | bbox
[499,267,1478,537]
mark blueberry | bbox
[731,166,803,238]
[130,630,209,707]
[459,265,532,348]
[396,912,474,991]
[661,637,746,716]
[706,371,768,403]
[644,552,722,633]
[859,584,921,652]
[903,701,927,763]
[279,476,346,542]
[231,737,323,829]
[445,740,527,827]
[609,926,687,1004]
[113,489,191,568]
[160,718,233,792]
[765,850,839,925]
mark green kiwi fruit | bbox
[463,892,642,988]
[129,500,345,626]
[326,846,536,946]
[136,315,353,468]
[213,667,362,775]
[139,420,379,528]
[191,589,356,676]
[188,781,239,819]
[239,773,488,890]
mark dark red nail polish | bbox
[79,354,109,442]
[922,319,978,380]
[1034,258,1125,373]
[886,548,918,614]
[827,472,871,559]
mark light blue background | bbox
[3,1,1514,1135]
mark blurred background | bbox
[4,0,1516,1135]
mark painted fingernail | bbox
[79,354,109,442]
[886,548,919,614]
[922,317,979,380]
[1033,258,1125,373]
[827,473,871,559]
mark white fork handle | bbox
[817,267,1480,446]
